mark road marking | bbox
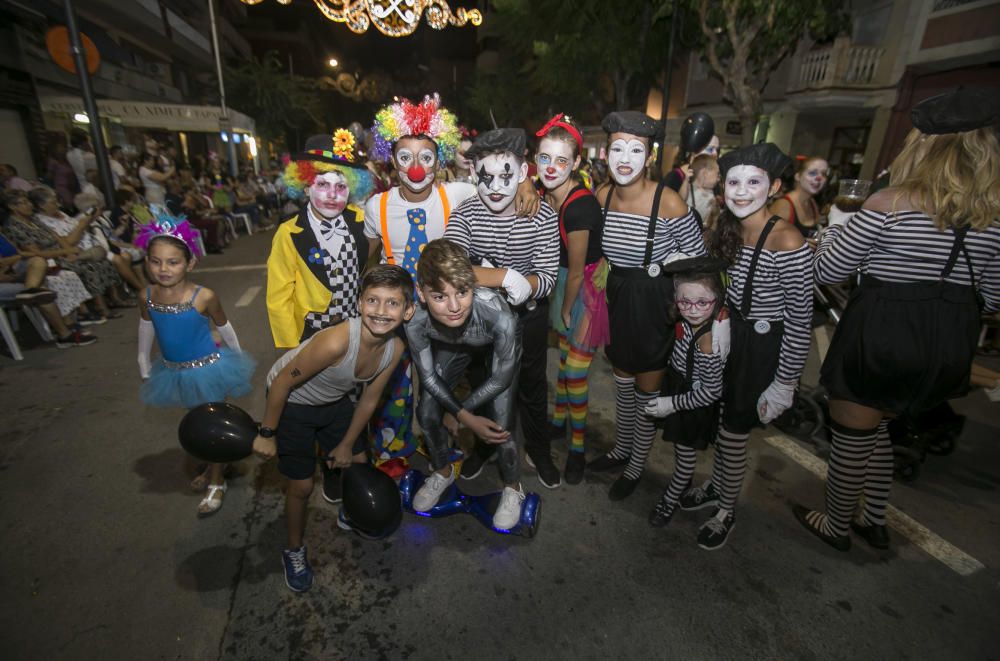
[763,433,986,577]
[196,264,267,273]
[235,286,262,308]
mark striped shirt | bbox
[668,322,725,410]
[444,197,560,299]
[601,209,705,267]
[727,244,813,384]
[815,209,1000,313]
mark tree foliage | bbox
[466,0,677,127]
[681,0,848,142]
[225,51,325,146]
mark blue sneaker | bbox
[282,546,313,592]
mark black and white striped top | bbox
[727,244,813,384]
[444,197,560,299]
[816,209,1000,313]
[601,209,705,267]
[668,322,725,410]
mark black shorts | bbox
[276,397,367,480]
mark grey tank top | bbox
[268,317,395,406]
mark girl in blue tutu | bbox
[135,215,255,516]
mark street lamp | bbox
[328,57,338,68]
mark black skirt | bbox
[721,313,783,434]
[605,267,675,373]
[660,367,719,450]
[820,276,980,416]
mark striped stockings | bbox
[660,444,697,507]
[713,428,750,512]
[622,390,658,480]
[551,332,596,453]
[607,374,636,460]
[803,420,882,537]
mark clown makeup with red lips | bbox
[476,153,528,215]
[308,171,350,219]
[797,158,829,195]
[394,136,439,195]
[608,135,650,186]
[536,137,579,191]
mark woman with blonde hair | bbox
[794,87,1000,552]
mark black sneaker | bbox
[564,452,585,485]
[526,450,562,489]
[78,313,108,326]
[678,482,720,511]
[586,453,630,473]
[697,509,736,551]
[55,330,98,348]
[322,466,343,504]
[459,446,494,480]
[648,497,677,528]
[608,475,640,501]
[547,421,566,440]
[792,504,851,552]
[850,519,890,550]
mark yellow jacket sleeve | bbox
[266,225,302,348]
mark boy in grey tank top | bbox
[253,265,415,593]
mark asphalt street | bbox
[1,230,998,660]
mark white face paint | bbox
[724,164,772,219]
[797,159,829,195]
[607,136,647,186]
[475,153,527,215]
[675,282,717,327]
[535,137,576,190]
[394,139,438,192]
[308,170,349,219]
[455,139,473,172]
[698,135,720,157]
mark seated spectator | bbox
[46,140,80,211]
[165,178,225,254]
[22,186,124,322]
[138,151,174,207]
[75,192,145,297]
[1,164,33,191]
[233,174,265,230]
[0,195,98,346]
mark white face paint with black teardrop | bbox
[608,137,647,186]
[724,164,771,219]
[475,153,525,214]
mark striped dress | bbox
[601,208,704,267]
[815,208,1000,313]
[726,243,813,384]
[668,322,725,411]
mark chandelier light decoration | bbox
[240,0,483,37]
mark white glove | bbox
[757,381,796,424]
[137,318,155,380]
[644,396,676,418]
[826,204,854,229]
[711,317,731,362]
[217,320,241,351]
[501,268,533,306]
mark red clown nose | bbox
[406,165,427,182]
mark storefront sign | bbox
[40,96,255,133]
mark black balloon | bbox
[342,463,402,539]
[178,402,256,463]
[679,112,716,154]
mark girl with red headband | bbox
[536,114,609,485]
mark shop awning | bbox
[40,96,256,134]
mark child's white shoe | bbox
[197,482,227,517]
[493,486,525,530]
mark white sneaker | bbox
[413,466,455,512]
[492,486,526,530]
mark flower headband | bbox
[135,209,204,259]
[536,113,583,151]
[370,93,461,164]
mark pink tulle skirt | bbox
[549,260,611,348]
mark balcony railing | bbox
[788,37,885,92]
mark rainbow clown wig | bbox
[370,93,461,164]
[282,129,374,204]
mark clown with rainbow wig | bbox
[266,130,373,350]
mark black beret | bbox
[601,111,661,139]
[911,86,1000,135]
[662,255,729,275]
[465,128,527,162]
[717,143,792,181]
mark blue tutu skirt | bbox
[141,348,256,409]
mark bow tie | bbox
[407,208,427,226]
[319,218,349,240]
